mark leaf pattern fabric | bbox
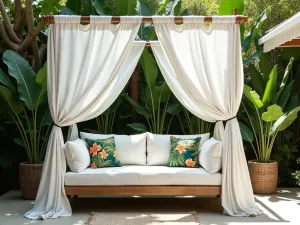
[85,137,121,168]
[167,136,200,168]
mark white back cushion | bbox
[65,139,90,173]
[80,132,147,165]
[199,137,222,173]
[146,133,210,165]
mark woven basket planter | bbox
[19,162,43,200]
[248,160,278,194]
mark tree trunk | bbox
[130,65,140,122]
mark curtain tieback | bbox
[216,116,236,123]
[54,123,62,128]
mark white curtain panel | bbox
[151,16,262,216]
[25,15,144,219]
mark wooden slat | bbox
[65,185,221,196]
[280,38,300,47]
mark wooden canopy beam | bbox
[40,15,248,25]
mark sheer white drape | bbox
[151,16,262,216]
[25,15,144,219]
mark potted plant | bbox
[240,57,300,194]
[0,50,52,199]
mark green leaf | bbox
[277,57,294,101]
[66,0,81,14]
[0,85,24,114]
[218,0,244,15]
[127,123,148,132]
[167,103,182,115]
[81,0,93,16]
[248,64,264,96]
[0,68,18,97]
[243,50,262,66]
[262,65,278,106]
[136,0,153,15]
[278,81,293,109]
[41,0,61,14]
[117,0,137,15]
[271,106,300,134]
[239,121,254,142]
[262,105,284,122]
[157,0,168,15]
[3,50,41,110]
[140,49,158,87]
[180,8,189,16]
[146,83,171,111]
[243,85,263,109]
[165,0,182,16]
[35,63,47,106]
[259,54,274,83]
[13,138,25,148]
[123,94,151,119]
[242,8,270,53]
[37,98,53,127]
[286,93,300,112]
[93,0,112,15]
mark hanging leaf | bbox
[35,63,47,106]
[127,123,148,132]
[3,50,41,110]
[13,138,25,147]
[37,98,53,127]
[218,0,244,15]
[0,85,24,115]
[262,65,278,106]
[167,103,182,115]
[242,8,270,53]
[247,64,264,96]
[271,106,300,134]
[243,85,263,109]
[140,49,158,87]
[276,57,294,101]
[117,0,137,15]
[0,68,18,97]
[261,105,284,122]
[239,121,254,142]
[165,0,182,16]
[277,81,294,109]
[123,94,151,119]
[93,0,112,15]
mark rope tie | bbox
[216,116,236,123]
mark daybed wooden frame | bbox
[65,185,221,196]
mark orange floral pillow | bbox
[167,136,200,168]
[85,137,121,168]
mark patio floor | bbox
[0,188,299,225]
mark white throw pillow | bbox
[80,132,147,165]
[65,139,90,173]
[199,137,222,173]
[146,133,210,166]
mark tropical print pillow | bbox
[85,137,121,168]
[167,136,200,168]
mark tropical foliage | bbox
[85,137,121,168]
[0,50,52,164]
[167,136,200,168]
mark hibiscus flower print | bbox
[114,151,119,161]
[91,162,97,168]
[175,142,186,154]
[185,159,196,167]
[90,143,101,156]
[188,141,194,147]
[100,150,108,159]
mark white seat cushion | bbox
[65,166,221,186]
[146,133,210,165]
[199,137,222,173]
[65,139,90,173]
[80,132,147,165]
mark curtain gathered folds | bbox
[150,16,262,216]
[25,15,144,219]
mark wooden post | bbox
[129,65,140,122]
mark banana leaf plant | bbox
[0,50,52,164]
[240,57,300,162]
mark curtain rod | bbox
[40,15,248,24]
